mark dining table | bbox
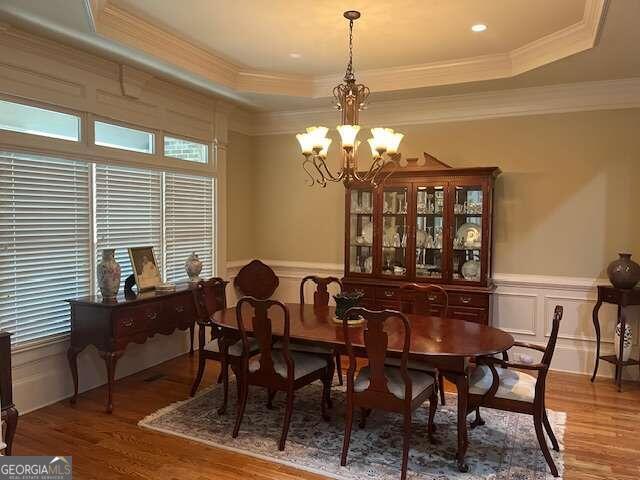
[214,302,515,472]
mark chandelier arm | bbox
[372,155,401,187]
[301,156,318,187]
[310,156,330,187]
[314,155,343,182]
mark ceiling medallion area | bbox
[296,11,404,189]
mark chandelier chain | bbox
[344,18,355,82]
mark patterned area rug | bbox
[139,380,565,480]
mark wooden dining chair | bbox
[296,275,345,385]
[233,259,279,299]
[190,278,261,415]
[341,307,438,480]
[468,305,564,477]
[232,296,334,451]
[387,283,447,405]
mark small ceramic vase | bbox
[97,249,121,300]
[614,321,633,362]
[185,252,203,283]
[607,253,640,289]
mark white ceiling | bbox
[112,0,586,75]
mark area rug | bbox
[139,380,565,480]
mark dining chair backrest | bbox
[193,277,228,321]
[344,307,413,401]
[299,276,343,306]
[234,259,280,299]
[542,305,563,367]
[399,283,449,317]
[235,296,294,380]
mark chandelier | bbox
[295,11,404,188]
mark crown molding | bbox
[93,0,608,99]
[230,77,640,136]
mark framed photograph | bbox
[128,246,162,291]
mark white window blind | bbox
[165,173,214,282]
[95,164,162,280]
[0,151,90,347]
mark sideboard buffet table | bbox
[1,331,17,455]
[591,285,640,392]
[66,283,221,413]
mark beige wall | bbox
[243,109,640,278]
[227,130,255,261]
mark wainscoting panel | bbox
[227,259,640,381]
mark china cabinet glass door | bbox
[348,188,374,274]
[451,183,485,283]
[380,185,410,278]
[415,185,445,280]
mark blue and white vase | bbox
[614,322,632,362]
[97,249,121,300]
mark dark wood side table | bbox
[66,283,208,413]
[591,285,640,391]
[1,331,18,455]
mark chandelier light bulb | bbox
[386,132,404,155]
[296,133,314,155]
[367,137,385,157]
[306,126,329,149]
[337,125,360,148]
[318,137,332,158]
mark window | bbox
[95,164,162,279]
[0,151,90,347]
[0,99,80,141]
[165,173,214,281]
[94,121,154,154]
[164,136,208,164]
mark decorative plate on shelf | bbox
[455,223,482,249]
[461,260,481,281]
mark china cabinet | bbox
[343,157,501,325]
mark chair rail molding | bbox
[226,259,636,380]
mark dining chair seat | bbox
[384,357,438,374]
[469,364,536,403]
[355,366,436,400]
[273,340,333,355]
[205,337,260,357]
[250,351,330,380]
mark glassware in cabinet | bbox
[348,189,374,274]
[415,185,445,280]
[452,184,484,282]
[380,186,409,277]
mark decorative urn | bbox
[333,290,365,325]
[185,251,203,283]
[97,248,121,300]
[607,253,640,289]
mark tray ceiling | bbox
[0,0,614,109]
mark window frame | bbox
[163,133,210,165]
[0,99,222,353]
[93,117,156,155]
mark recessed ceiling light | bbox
[471,23,487,32]
[289,53,302,59]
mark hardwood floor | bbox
[12,354,640,480]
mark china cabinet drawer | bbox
[376,286,401,301]
[448,306,487,324]
[449,293,488,308]
[343,283,375,300]
[113,303,162,337]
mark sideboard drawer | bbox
[449,292,488,308]
[448,306,488,324]
[113,302,162,337]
